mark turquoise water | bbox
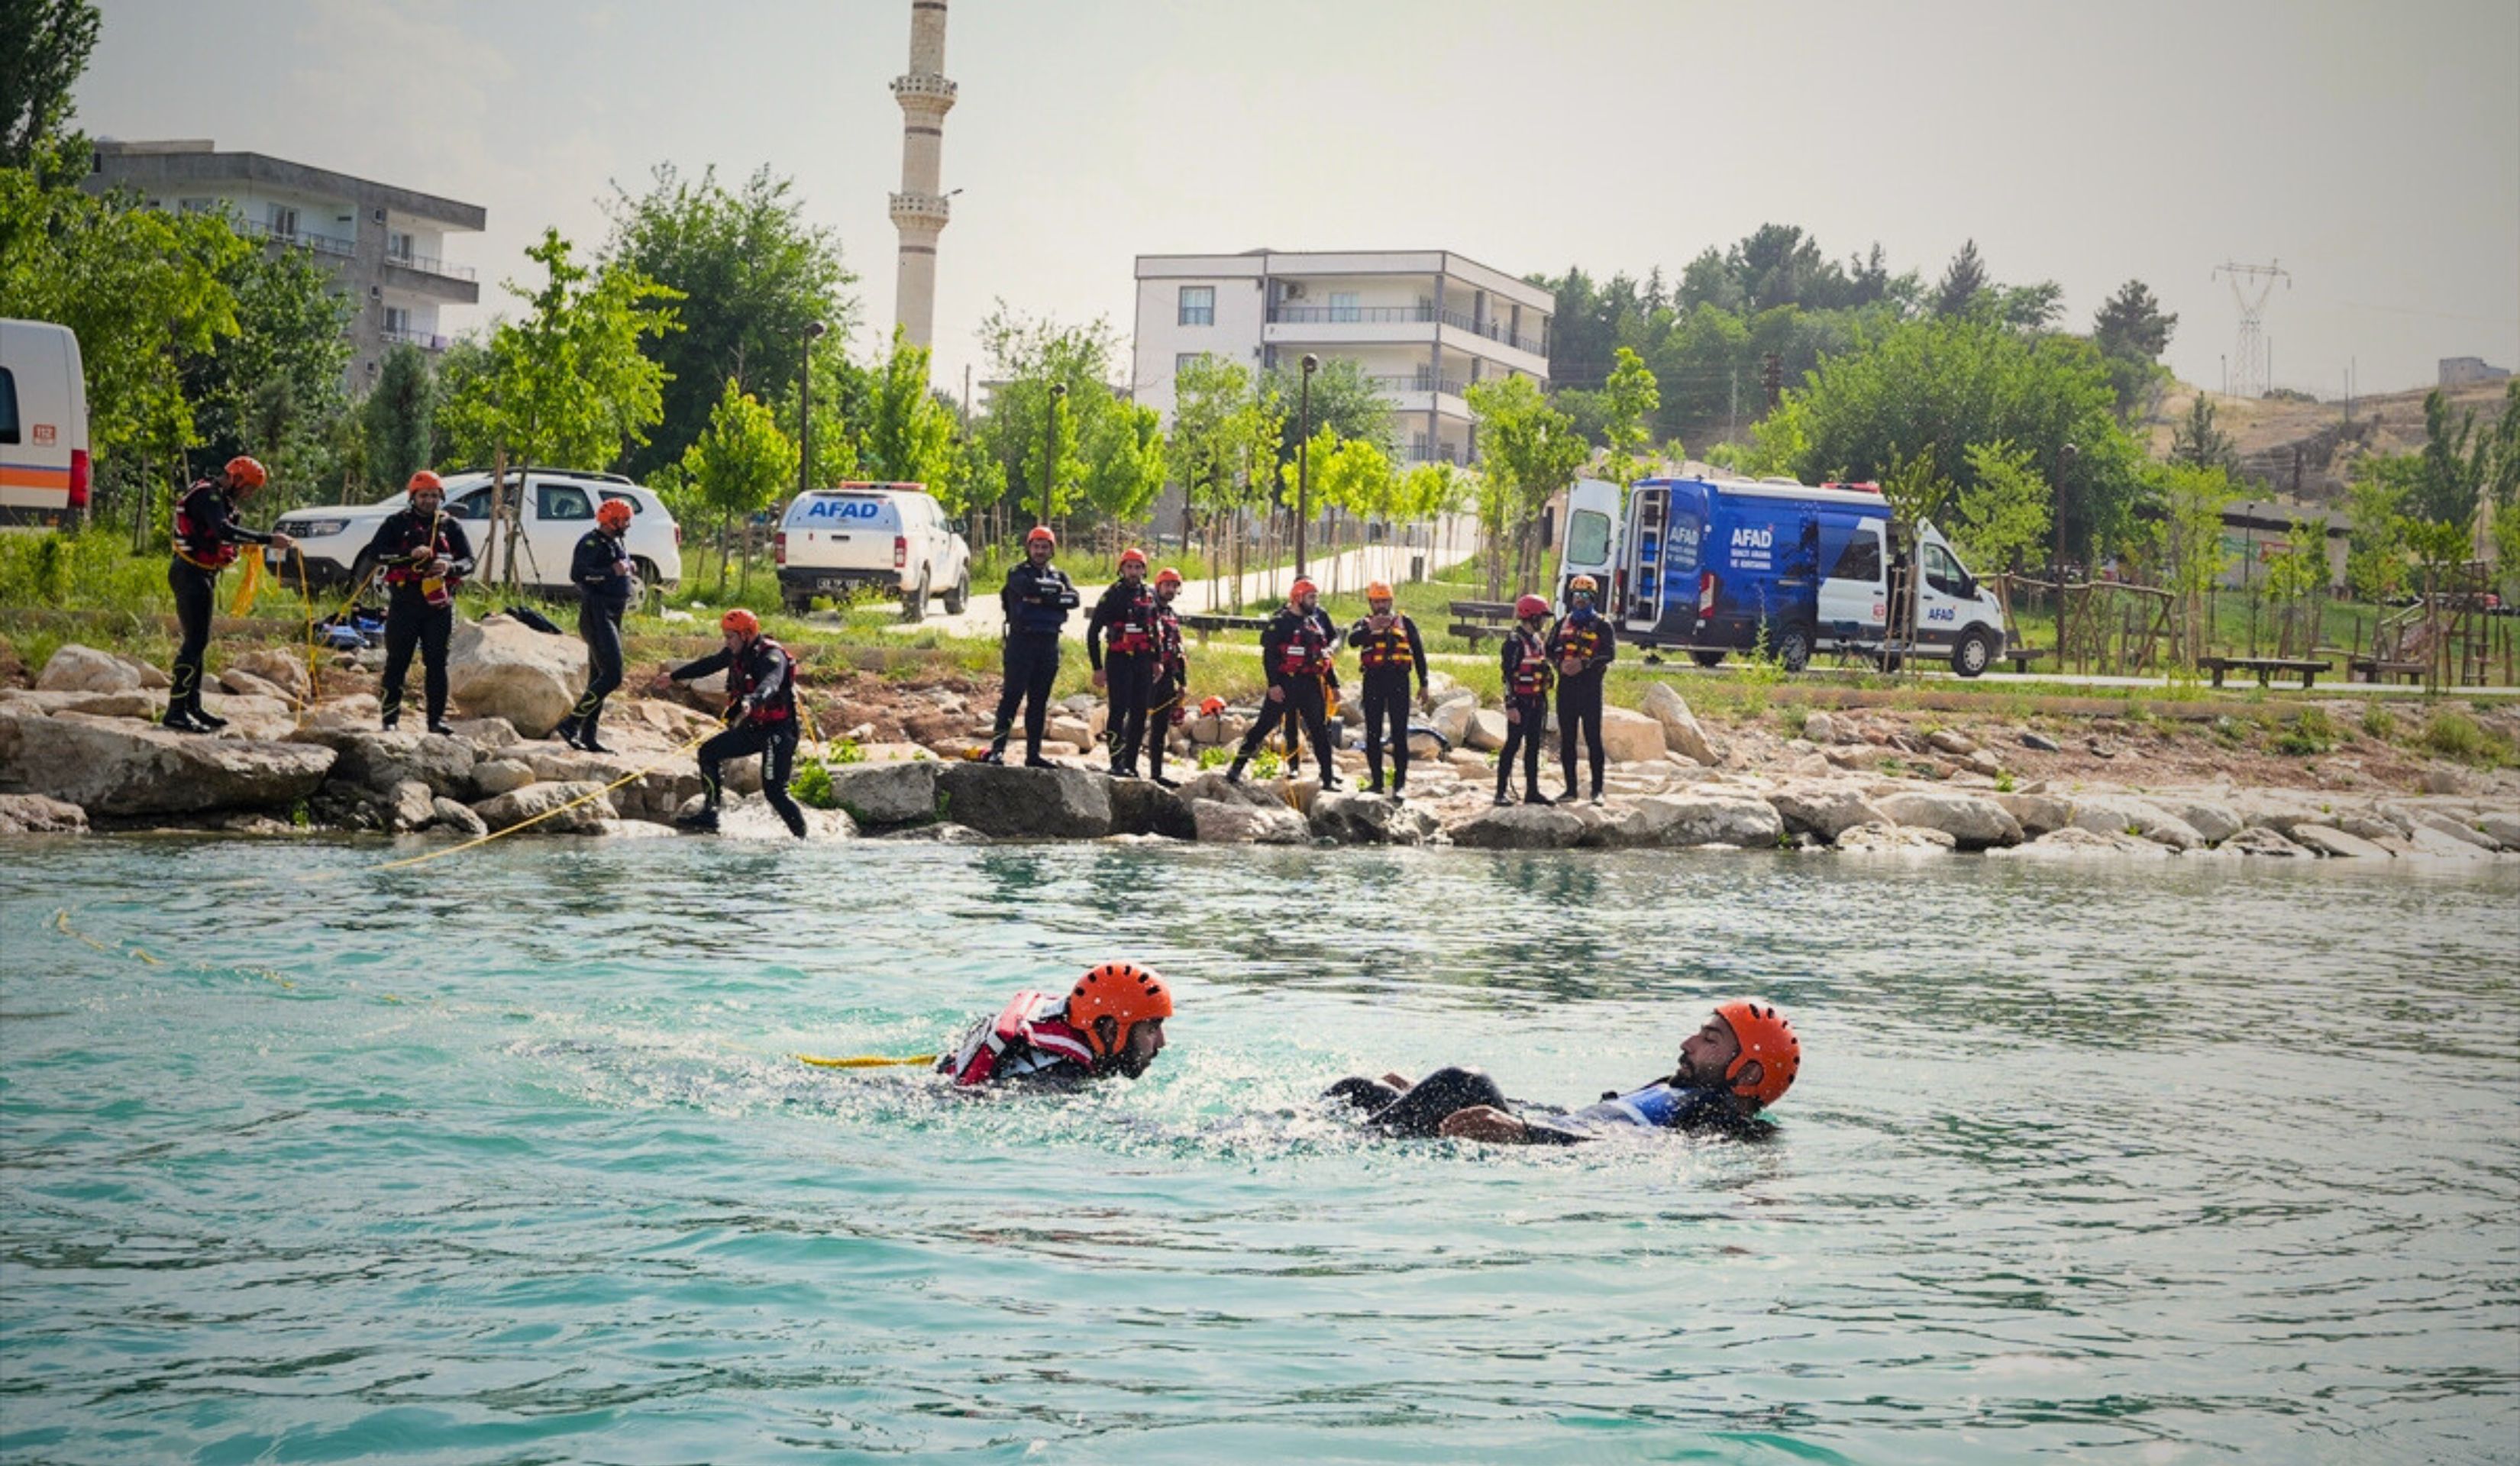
[2,839,2515,1464]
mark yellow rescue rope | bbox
[373,730,713,871]
[793,1052,939,1069]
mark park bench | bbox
[2001,645,2053,674]
[2198,655,2327,689]
[1176,612,1271,648]
[1447,599,1519,644]
[2349,656,2428,685]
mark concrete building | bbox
[887,0,955,353]
[1132,250,1552,467]
[2438,356,2511,388]
[87,139,483,394]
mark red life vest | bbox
[1110,586,1156,657]
[725,635,797,725]
[1355,618,1413,671]
[1154,604,1184,668]
[938,990,1098,1087]
[171,481,239,570]
[1554,618,1607,670]
[1277,615,1333,678]
[1506,629,1549,698]
[381,512,460,607]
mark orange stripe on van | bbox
[0,465,72,489]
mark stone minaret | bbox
[888,0,955,353]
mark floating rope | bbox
[373,731,714,871]
[795,1052,937,1069]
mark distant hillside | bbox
[2145,376,2513,504]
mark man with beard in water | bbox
[1326,1000,1798,1142]
[935,962,1172,1088]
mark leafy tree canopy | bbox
[0,0,99,168]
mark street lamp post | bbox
[2054,441,2078,666]
[798,321,828,501]
[1037,381,1066,530]
[1294,354,1318,580]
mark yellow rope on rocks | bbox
[372,731,713,871]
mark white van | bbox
[0,320,92,530]
[774,483,971,621]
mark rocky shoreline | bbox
[2,638,2515,865]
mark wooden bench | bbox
[2002,645,2053,674]
[2199,655,2327,689]
[1447,599,1519,646]
[1175,612,1271,647]
[2350,656,2428,685]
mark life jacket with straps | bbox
[936,990,1099,1087]
[380,511,460,606]
[1354,618,1413,672]
[1275,612,1333,678]
[1506,628,1549,699]
[171,480,239,570]
[1154,602,1184,670]
[1108,584,1157,657]
[1554,615,1607,672]
[725,635,798,725]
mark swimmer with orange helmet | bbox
[1327,1000,1801,1143]
[936,962,1174,1088]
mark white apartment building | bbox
[1132,250,1552,468]
[87,140,485,395]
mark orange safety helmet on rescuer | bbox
[1569,573,1598,594]
[1119,547,1148,568]
[1155,567,1183,589]
[1067,961,1173,1061]
[1026,525,1058,547]
[596,499,635,531]
[1713,999,1799,1109]
[1515,594,1549,620]
[225,456,267,492]
[720,608,761,637]
[1288,578,1319,602]
[407,470,444,494]
[1365,580,1394,602]
[1199,695,1226,715]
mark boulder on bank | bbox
[1875,789,2023,849]
[1450,803,1588,850]
[0,709,336,817]
[428,796,489,839]
[470,757,535,796]
[34,644,150,694]
[1612,792,1785,849]
[447,616,587,738]
[822,760,942,827]
[936,762,1113,839]
[0,793,88,835]
[2069,795,2202,851]
[470,780,615,835]
[225,647,312,702]
[2215,825,2315,858]
[1426,693,1477,747]
[1107,777,1197,840]
[1190,796,1310,844]
[1465,709,1507,752]
[1767,782,1888,842]
[2288,823,2390,859]
[1642,681,1717,765]
[1989,825,2169,860]
[1309,791,1442,846]
[1833,821,1956,855]
[1991,791,2076,838]
[1598,707,1668,764]
[290,726,478,799]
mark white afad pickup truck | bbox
[774,483,971,621]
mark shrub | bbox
[2360,703,2396,741]
[2421,710,2512,767]
[2273,707,2336,757]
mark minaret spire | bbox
[888,0,955,356]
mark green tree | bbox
[1080,396,1167,529]
[973,305,1136,535]
[603,163,855,481]
[1934,239,1989,316]
[2344,453,2414,602]
[363,345,436,493]
[2092,279,2176,419]
[2408,387,2485,528]
[179,237,351,503]
[776,328,870,496]
[2482,380,2520,600]
[0,0,98,167]
[679,376,797,596]
[1466,375,1587,598]
[2153,461,2237,664]
[2169,393,2235,472]
[1879,444,1953,528]
[861,325,958,492]
[1951,440,2053,573]
[1599,344,1659,496]
[1260,356,1393,461]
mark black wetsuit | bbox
[559,527,633,744]
[1327,1067,1771,1144]
[673,635,806,838]
[1087,578,1159,776]
[166,478,277,724]
[1547,610,1617,799]
[1235,605,1339,782]
[364,509,475,731]
[990,560,1078,762]
[1346,613,1427,793]
[1148,597,1187,782]
[1495,628,1552,800]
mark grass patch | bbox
[2359,703,2396,741]
[2421,709,2515,767]
[2272,706,2336,757]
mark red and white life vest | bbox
[937,990,1098,1087]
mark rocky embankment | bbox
[2,633,2515,864]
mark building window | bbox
[178,196,214,215]
[267,205,299,239]
[1329,291,1359,323]
[1177,286,1214,327]
[1175,353,1207,379]
[387,231,413,261]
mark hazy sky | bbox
[79,0,2520,402]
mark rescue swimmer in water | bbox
[935,962,1174,1087]
[1326,1000,1800,1143]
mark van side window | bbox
[538,483,594,521]
[0,368,18,444]
[1830,531,1882,584]
[1923,543,1966,596]
[1566,509,1612,567]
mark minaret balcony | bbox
[889,191,953,228]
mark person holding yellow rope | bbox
[363,470,473,735]
[657,609,809,839]
[1226,577,1341,789]
[163,455,295,734]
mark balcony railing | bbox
[1268,303,1546,356]
[385,250,477,283]
[380,327,449,351]
[1365,374,1468,397]
[232,217,354,257]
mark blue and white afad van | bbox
[0,320,92,529]
[1558,475,2012,676]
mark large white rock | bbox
[1190,796,1310,844]
[2413,810,2502,852]
[447,615,587,738]
[1598,706,1668,765]
[34,644,141,694]
[428,796,489,838]
[1991,792,2076,838]
[1620,792,1786,848]
[225,647,312,702]
[1641,681,1716,765]
[2216,825,2315,858]
[1767,782,1889,841]
[1989,825,2170,860]
[936,763,1115,839]
[1426,693,1477,747]
[470,757,535,796]
[2168,799,2244,846]
[1876,789,2024,849]
[2478,812,2520,849]
[0,709,336,816]
[0,793,88,834]
[1834,821,1956,855]
[290,726,479,798]
[2070,795,2203,851]
[2289,824,2392,859]
[1309,791,1442,846]
[822,760,941,826]
[470,780,616,835]
[1448,803,1588,849]
[1465,709,1507,752]
[2405,823,2496,861]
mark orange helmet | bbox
[596,499,635,531]
[1714,999,1799,1109]
[1198,696,1226,715]
[225,455,267,491]
[1155,567,1184,589]
[1569,573,1598,594]
[1289,577,1318,602]
[1365,580,1394,602]
[1026,525,1057,547]
[1067,961,1173,1060]
[1515,594,1549,620]
[720,608,760,637]
[406,470,444,494]
[1119,547,1148,569]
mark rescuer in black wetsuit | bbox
[1494,595,1554,806]
[1346,580,1428,798]
[659,608,808,839]
[984,525,1080,767]
[363,470,473,734]
[163,455,295,733]
[1145,567,1189,787]
[1546,573,1618,805]
[1087,547,1160,779]
[554,497,636,753]
[1226,577,1341,789]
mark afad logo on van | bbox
[802,498,884,521]
[1729,527,1773,551]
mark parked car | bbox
[774,482,971,621]
[269,468,683,595]
[0,318,91,531]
